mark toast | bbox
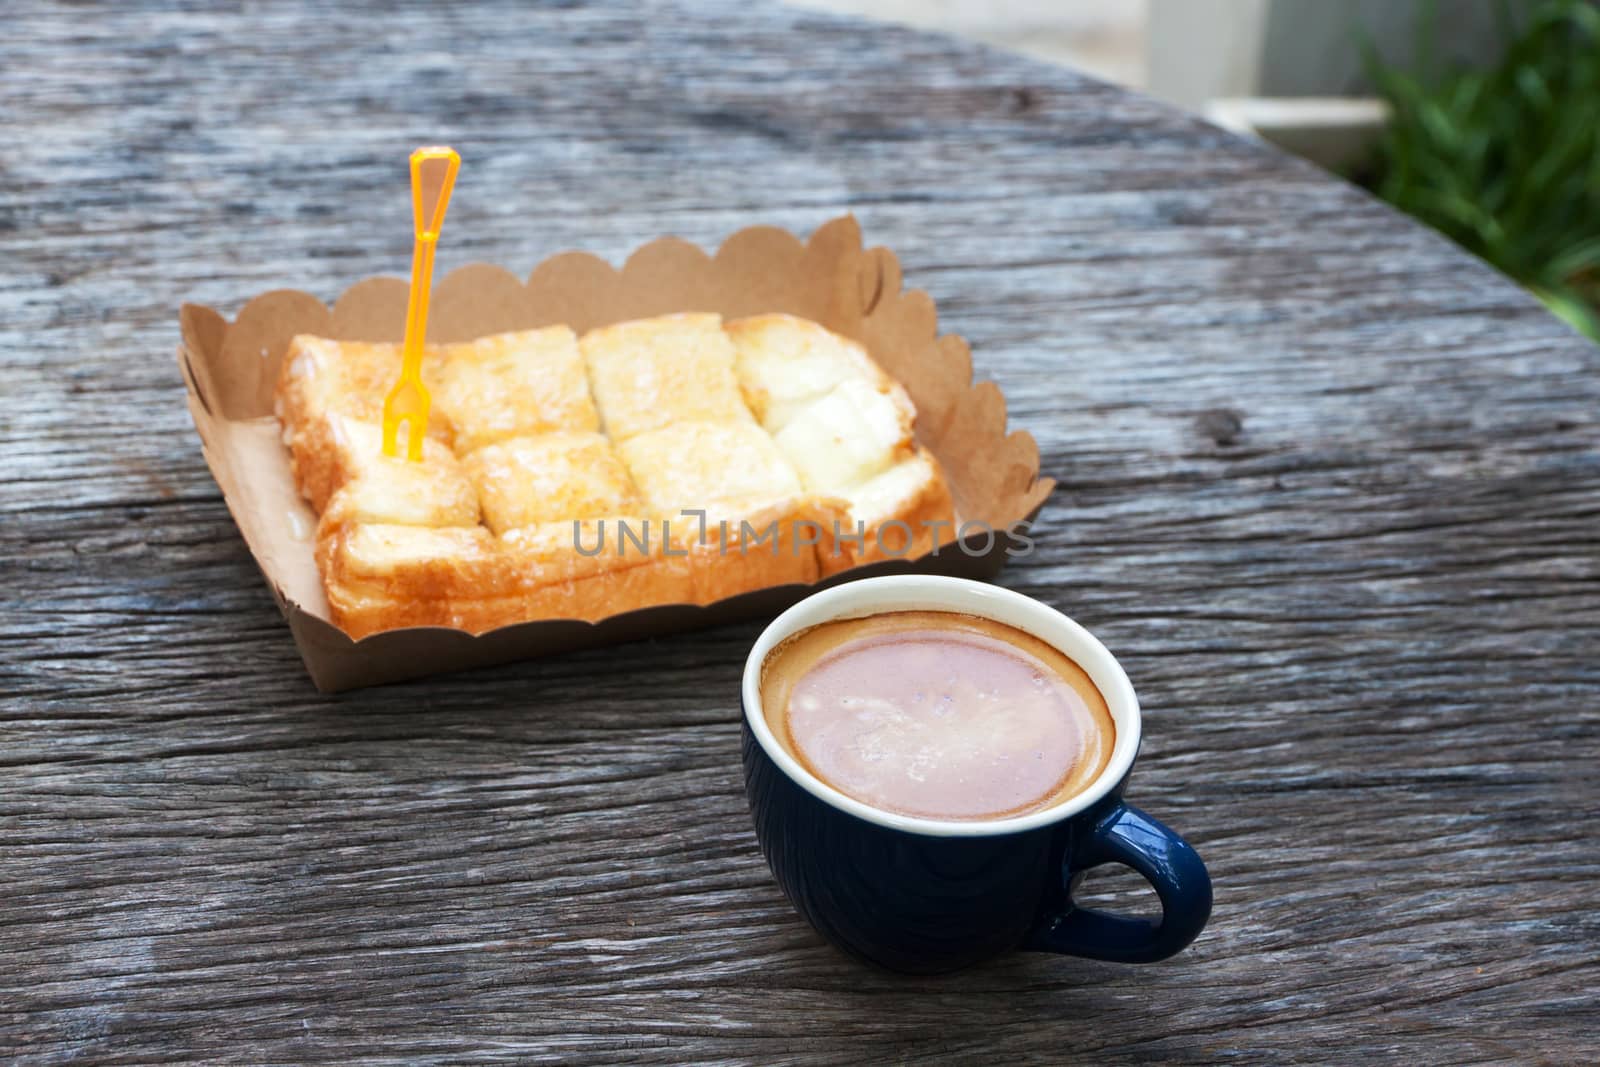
[727,313,887,432]
[729,313,955,574]
[287,413,480,531]
[580,313,751,441]
[321,518,699,639]
[617,419,804,513]
[432,326,598,454]
[464,431,642,535]
[278,335,451,443]
[279,312,956,639]
[819,447,956,574]
[318,523,522,637]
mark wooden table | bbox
[5,1,1597,1062]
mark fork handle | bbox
[400,233,438,380]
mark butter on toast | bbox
[302,416,479,529]
[580,313,751,441]
[464,432,641,535]
[729,314,955,574]
[432,326,598,454]
[727,314,885,432]
[616,419,803,514]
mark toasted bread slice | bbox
[431,327,598,454]
[771,378,916,495]
[319,523,524,638]
[501,518,695,621]
[617,419,803,515]
[278,335,453,445]
[727,314,887,432]
[680,495,842,603]
[817,448,957,575]
[322,517,700,636]
[278,335,462,510]
[292,415,478,527]
[580,313,752,441]
[464,432,642,535]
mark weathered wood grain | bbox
[2,0,1598,1063]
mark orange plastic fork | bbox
[382,146,461,460]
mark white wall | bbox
[1149,0,1528,111]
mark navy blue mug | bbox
[741,576,1212,974]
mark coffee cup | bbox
[741,575,1212,973]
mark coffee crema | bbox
[760,610,1115,821]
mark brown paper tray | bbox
[178,216,1054,692]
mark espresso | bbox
[760,611,1115,821]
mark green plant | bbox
[1363,0,1600,339]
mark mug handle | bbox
[1025,801,1212,963]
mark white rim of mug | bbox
[743,575,1143,838]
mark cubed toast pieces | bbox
[617,420,824,598]
[278,335,457,509]
[285,312,956,639]
[501,520,694,622]
[683,496,839,601]
[772,378,917,494]
[616,419,802,513]
[727,314,886,432]
[431,326,598,454]
[580,313,752,441]
[729,314,954,570]
[321,518,697,639]
[817,448,956,575]
[279,335,448,439]
[280,328,596,494]
[318,524,524,638]
[730,313,918,491]
[304,417,480,530]
[464,432,642,535]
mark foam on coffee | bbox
[760,610,1115,821]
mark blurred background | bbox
[797,0,1600,340]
